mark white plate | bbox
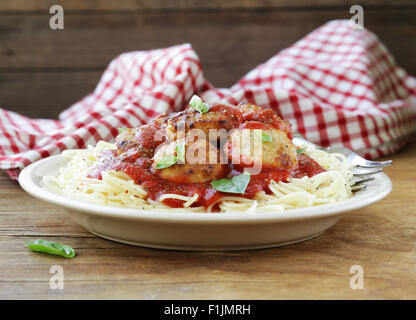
[18,155,392,251]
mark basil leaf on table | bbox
[26,240,76,259]
[189,95,209,114]
[211,172,251,194]
[155,155,178,169]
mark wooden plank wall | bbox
[0,0,415,118]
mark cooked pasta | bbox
[42,141,353,213]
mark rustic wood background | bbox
[0,0,415,118]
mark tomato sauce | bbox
[294,153,325,178]
[242,109,293,140]
[87,103,325,210]
[87,150,325,210]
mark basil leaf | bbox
[200,103,209,113]
[189,95,209,114]
[118,128,128,133]
[255,130,272,143]
[26,240,75,259]
[211,172,251,194]
[176,142,186,163]
[155,155,177,169]
[296,147,307,154]
[261,132,273,142]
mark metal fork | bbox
[292,132,392,192]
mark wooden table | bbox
[1,142,415,299]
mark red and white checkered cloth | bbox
[1,20,416,179]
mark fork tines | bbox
[351,161,392,191]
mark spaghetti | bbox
[42,141,353,213]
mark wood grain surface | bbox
[0,2,415,118]
[0,141,415,299]
[1,0,415,12]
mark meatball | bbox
[238,102,263,113]
[152,139,227,183]
[164,104,243,143]
[115,118,167,157]
[224,123,298,172]
[238,103,293,140]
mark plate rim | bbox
[18,154,393,224]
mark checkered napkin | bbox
[1,20,416,180]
